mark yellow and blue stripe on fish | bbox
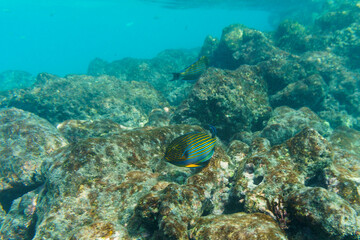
[171,56,209,81]
[164,125,216,168]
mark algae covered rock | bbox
[0,108,67,213]
[259,56,307,94]
[199,35,220,61]
[212,24,287,69]
[130,183,204,239]
[145,107,172,127]
[274,20,310,53]
[288,187,358,239]
[189,212,287,240]
[56,119,127,143]
[270,74,328,111]
[260,106,332,146]
[229,126,360,239]
[0,73,169,127]
[315,10,356,32]
[0,187,43,240]
[31,124,235,239]
[88,49,199,105]
[330,126,360,156]
[172,66,271,141]
[325,127,360,215]
[129,140,236,239]
[231,128,333,226]
[300,51,360,130]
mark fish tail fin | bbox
[171,73,181,81]
[208,125,217,138]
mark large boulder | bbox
[171,66,271,141]
[0,108,67,213]
[211,24,288,70]
[0,73,169,127]
[326,127,360,214]
[260,106,332,146]
[270,74,328,111]
[258,56,308,94]
[288,187,358,239]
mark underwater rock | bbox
[129,183,204,239]
[318,96,360,131]
[270,74,328,111]
[229,131,255,146]
[315,10,355,32]
[199,35,220,61]
[145,107,172,127]
[258,56,308,94]
[230,126,360,239]
[0,187,43,240]
[171,66,271,141]
[189,212,287,240]
[130,141,235,239]
[273,19,333,54]
[274,20,310,54]
[88,49,199,105]
[0,73,169,127]
[0,70,35,92]
[301,51,351,84]
[313,2,360,69]
[301,51,360,129]
[227,140,250,163]
[32,124,235,239]
[288,187,358,239]
[325,127,360,214]
[333,22,360,69]
[0,108,67,213]
[212,24,287,70]
[260,106,332,146]
[230,128,333,228]
[325,151,360,216]
[56,119,127,143]
[330,126,360,156]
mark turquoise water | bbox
[0,0,271,76]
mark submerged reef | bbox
[0,73,169,128]
[88,49,199,106]
[1,1,360,239]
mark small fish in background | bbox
[164,125,217,168]
[171,55,209,81]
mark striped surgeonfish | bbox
[164,125,216,168]
[171,56,209,81]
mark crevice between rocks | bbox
[0,182,44,213]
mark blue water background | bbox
[0,0,271,76]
